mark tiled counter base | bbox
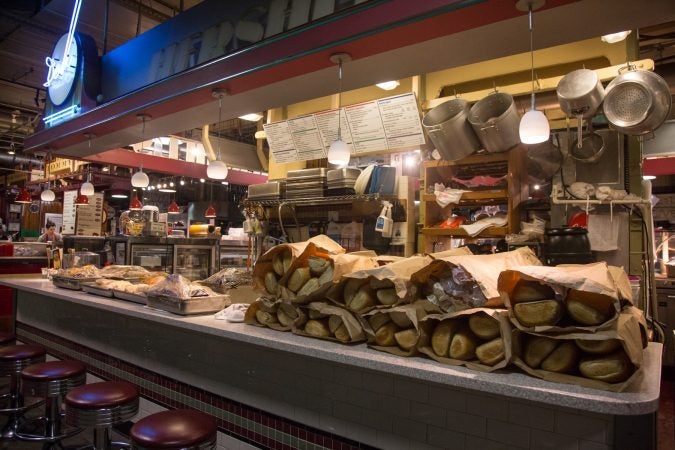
[6,279,661,450]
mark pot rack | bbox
[422,58,655,111]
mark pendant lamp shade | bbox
[131,169,149,188]
[80,181,95,196]
[327,139,350,166]
[327,53,351,166]
[204,204,217,218]
[519,108,550,144]
[129,194,142,210]
[167,200,181,214]
[15,188,31,203]
[75,193,89,205]
[206,160,228,180]
[41,188,56,202]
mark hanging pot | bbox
[467,92,521,153]
[422,98,481,161]
[556,69,605,119]
[603,65,672,136]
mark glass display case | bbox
[174,244,216,280]
[130,243,173,273]
[219,238,249,268]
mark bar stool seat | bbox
[0,344,46,438]
[130,409,217,449]
[0,332,15,345]
[65,381,139,449]
[16,360,86,444]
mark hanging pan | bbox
[570,120,605,163]
[603,64,672,136]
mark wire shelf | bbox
[241,193,383,208]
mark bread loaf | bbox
[370,278,394,290]
[566,298,612,326]
[343,279,364,306]
[308,309,327,320]
[279,286,296,301]
[308,256,330,275]
[272,253,285,276]
[389,311,413,328]
[328,315,343,334]
[524,336,558,368]
[575,339,621,355]
[468,313,501,340]
[296,277,320,297]
[513,299,562,327]
[579,351,633,383]
[318,265,334,285]
[512,280,556,303]
[305,319,331,337]
[264,272,278,295]
[449,328,478,360]
[255,310,277,325]
[287,267,311,293]
[349,286,376,312]
[334,323,351,342]
[368,313,391,332]
[540,341,579,374]
[282,251,292,274]
[431,319,457,357]
[374,322,399,346]
[277,308,294,327]
[376,288,398,306]
[394,328,418,351]
[476,337,505,366]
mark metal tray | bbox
[286,168,326,179]
[81,282,114,298]
[327,168,361,182]
[247,181,285,200]
[146,294,229,316]
[52,276,100,291]
[113,290,147,305]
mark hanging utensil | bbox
[556,68,606,119]
[603,63,672,136]
[571,120,605,163]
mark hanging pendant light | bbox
[167,200,181,214]
[517,0,550,145]
[131,114,152,187]
[204,204,217,218]
[129,193,142,210]
[15,187,31,203]
[327,53,352,167]
[207,89,229,180]
[41,153,55,202]
[75,193,89,205]
[80,170,95,196]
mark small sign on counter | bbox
[264,93,425,163]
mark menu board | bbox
[75,193,104,236]
[264,93,424,163]
[62,190,77,235]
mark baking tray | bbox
[327,168,361,182]
[113,290,147,305]
[81,282,114,298]
[286,168,326,179]
[248,181,285,200]
[146,294,229,315]
[52,276,100,291]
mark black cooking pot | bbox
[544,227,594,266]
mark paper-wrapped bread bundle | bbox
[499,263,624,332]
[244,298,292,331]
[292,302,365,343]
[418,308,512,372]
[511,307,646,392]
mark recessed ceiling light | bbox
[601,30,631,43]
[376,80,400,90]
[239,113,263,121]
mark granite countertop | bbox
[1,277,662,416]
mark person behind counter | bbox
[38,220,62,245]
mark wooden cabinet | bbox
[420,147,528,252]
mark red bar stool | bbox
[130,409,217,450]
[64,380,139,450]
[15,360,87,445]
[0,344,46,438]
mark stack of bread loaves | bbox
[499,263,646,391]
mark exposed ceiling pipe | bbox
[0,152,41,166]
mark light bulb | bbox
[601,31,631,44]
[327,139,350,166]
[519,109,550,144]
[131,170,149,188]
[642,175,656,180]
[376,80,400,90]
[41,189,55,202]
[238,113,263,121]
[80,181,95,196]
[206,160,228,180]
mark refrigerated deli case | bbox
[107,236,219,280]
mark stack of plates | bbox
[326,168,361,196]
[285,168,326,199]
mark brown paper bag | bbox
[511,306,645,392]
[412,247,541,309]
[252,235,345,296]
[327,256,433,313]
[244,298,288,331]
[360,301,439,356]
[292,302,365,343]
[418,308,512,372]
[608,265,634,305]
[499,263,623,333]
[428,246,473,259]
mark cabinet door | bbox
[174,245,214,281]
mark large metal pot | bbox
[422,98,481,161]
[556,69,605,118]
[467,92,520,153]
[603,66,672,136]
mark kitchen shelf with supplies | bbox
[421,147,527,252]
[241,193,384,208]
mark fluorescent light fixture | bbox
[158,187,176,193]
[239,113,263,122]
[111,192,128,198]
[642,175,656,180]
[254,130,266,139]
[43,105,80,125]
[376,80,400,90]
[601,30,631,44]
